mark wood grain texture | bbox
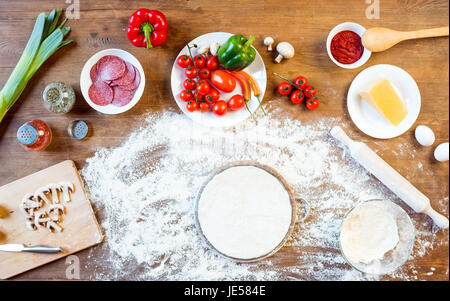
[0,0,448,280]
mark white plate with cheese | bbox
[347,64,421,139]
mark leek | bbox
[0,9,72,122]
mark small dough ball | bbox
[415,125,435,146]
[434,142,449,162]
[0,205,8,218]
[340,203,399,264]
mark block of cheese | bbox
[359,79,408,126]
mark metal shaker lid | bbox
[17,123,38,145]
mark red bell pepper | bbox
[127,9,168,49]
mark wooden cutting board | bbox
[0,160,103,279]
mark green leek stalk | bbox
[0,9,73,122]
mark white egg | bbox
[415,125,435,146]
[434,142,449,162]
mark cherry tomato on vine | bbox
[196,80,211,95]
[227,95,245,111]
[304,85,316,98]
[194,54,206,68]
[290,90,304,104]
[306,96,319,110]
[183,79,196,90]
[185,65,197,79]
[212,100,228,116]
[199,68,211,79]
[294,76,308,90]
[206,56,219,71]
[186,100,198,112]
[199,101,210,112]
[205,89,220,103]
[180,89,194,102]
[177,55,192,68]
[278,82,292,95]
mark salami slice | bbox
[112,61,136,86]
[119,66,141,91]
[90,63,98,82]
[88,80,113,106]
[97,55,126,81]
[111,86,135,107]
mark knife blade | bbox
[0,244,62,253]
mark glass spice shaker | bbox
[67,120,89,140]
[42,82,76,114]
[17,120,52,151]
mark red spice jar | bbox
[17,120,52,151]
[330,30,364,64]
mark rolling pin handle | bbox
[330,126,354,147]
[422,206,449,229]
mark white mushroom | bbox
[49,204,65,222]
[34,186,52,205]
[19,194,42,217]
[197,43,210,55]
[59,182,74,203]
[47,221,63,233]
[274,42,295,63]
[25,217,37,231]
[264,37,275,51]
[34,211,50,228]
[210,42,221,56]
[47,183,62,204]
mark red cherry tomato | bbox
[212,100,228,116]
[185,65,197,79]
[194,54,206,68]
[304,85,317,98]
[294,76,308,90]
[186,100,198,112]
[290,90,304,104]
[227,95,245,111]
[183,79,196,90]
[177,55,192,68]
[199,101,210,112]
[199,68,211,79]
[205,89,220,103]
[306,96,319,110]
[180,89,194,102]
[196,80,211,95]
[211,70,236,93]
[278,82,292,95]
[206,56,219,71]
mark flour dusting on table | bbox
[81,110,448,280]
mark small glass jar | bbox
[42,82,76,114]
[17,120,52,151]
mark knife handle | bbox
[22,245,62,254]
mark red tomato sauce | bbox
[330,30,364,64]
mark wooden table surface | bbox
[0,0,448,280]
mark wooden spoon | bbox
[362,26,449,52]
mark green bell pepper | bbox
[217,35,256,71]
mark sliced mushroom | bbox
[59,182,74,203]
[34,186,52,205]
[197,43,210,55]
[49,204,65,222]
[47,221,63,233]
[47,183,62,204]
[264,37,274,51]
[34,211,50,228]
[274,42,295,63]
[25,217,37,231]
[19,194,42,217]
[210,42,221,56]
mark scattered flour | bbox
[81,109,449,280]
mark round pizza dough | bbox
[340,202,400,264]
[197,165,292,260]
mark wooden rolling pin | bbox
[331,126,449,229]
[362,26,449,52]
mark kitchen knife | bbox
[0,244,62,253]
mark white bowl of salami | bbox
[80,49,145,114]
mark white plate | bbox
[80,48,146,114]
[170,32,267,128]
[347,64,421,139]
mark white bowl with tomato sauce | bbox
[326,22,372,69]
